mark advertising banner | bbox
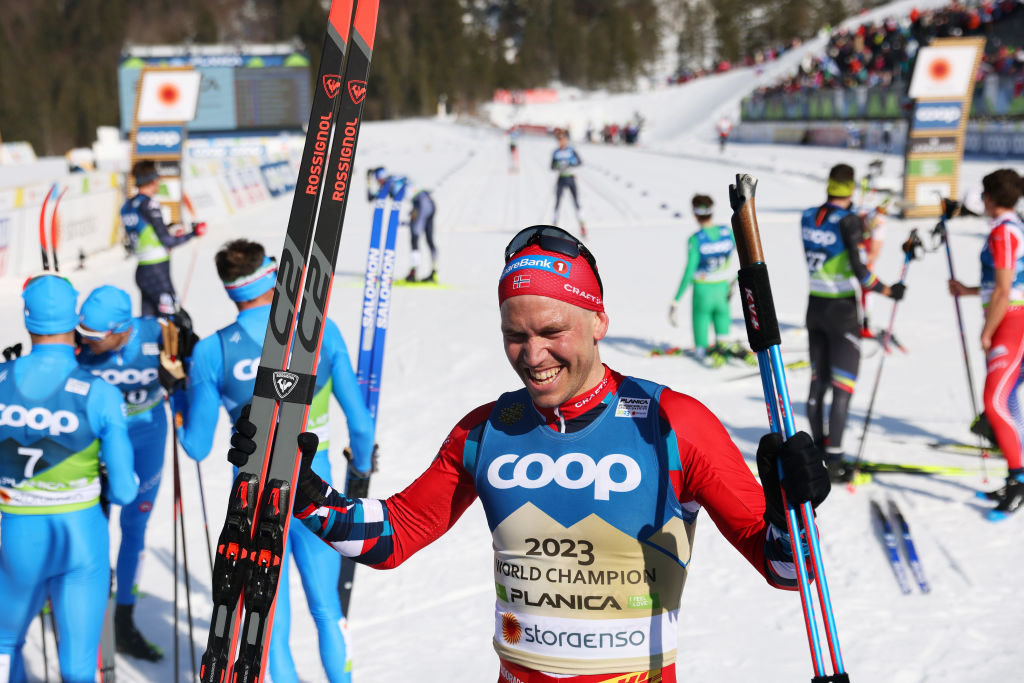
[901,37,986,218]
[130,67,201,224]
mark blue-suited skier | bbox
[77,285,197,661]
[0,275,137,683]
[176,239,374,683]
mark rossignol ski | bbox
[200,2,379,682]
[339,177,402,612]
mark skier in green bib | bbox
[669,195,752,367]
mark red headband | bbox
[498,244,604,312]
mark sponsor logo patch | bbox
[615,397,649,418]
[501,255,571,281]
[65,377,91,396]
[273,371,299,399]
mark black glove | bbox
[294,431,328,516]
[225,404,328,516]
[2,343,22,361]
[889,282,906,301]
[172,309,200,359]
[756,431,831,530]
[342,444,378,498]
[227,404,258,467]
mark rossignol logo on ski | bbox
[348,80,367,104]
[272,371,300,399]
[743,287,759,330]
[330,119,360,202]
[323,74,342,98]
[305,111,333,196]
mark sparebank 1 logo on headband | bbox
[913,101,964,131]
[501,255,572,281]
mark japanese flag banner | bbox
[908,43,981,100]
[136,69,202,123]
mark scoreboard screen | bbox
[234,68,313,129]
[118,48,313,133]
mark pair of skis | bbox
[871,499,929,594]
[336,176,405,612]
[200,2,379,682]
[39,183,68,272]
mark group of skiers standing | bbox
[666,162,1024,518]
[0,161,372,682]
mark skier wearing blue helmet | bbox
[77,284,196,661]
[0,274,137,682]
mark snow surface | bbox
[7,42,1024,683]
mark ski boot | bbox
[700,347,726,368]
[420,269,437,283]
[404,268,417,283]
[115,603,163,661]
[824,453,855,484]
[970,412,998,448]
[724,341,757,366]
[985,473,1024,521]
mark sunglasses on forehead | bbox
[504,225,604,295]
[75,324,112,341]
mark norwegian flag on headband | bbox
[136,69,202,123]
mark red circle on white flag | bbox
[929,58,951,81]
[158,83,181,106]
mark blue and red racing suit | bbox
[980,210,1024,471]
[298,366,801,680]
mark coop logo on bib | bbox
[90,368,158,386]
[487,452,641,500]
[233,358,259,382]
[0,404,79,435]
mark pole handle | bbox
[729,173,763,267]
[729,174,781,352]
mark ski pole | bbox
[39,610,49,683]
[852,230,922,479]
[173,446,179,683]
[195,461,215,577]
[932,202,990,480]
[173,428,198,681]
[729,173,849,683]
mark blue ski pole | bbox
[729,173,849,682]
[852,230,922,477]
